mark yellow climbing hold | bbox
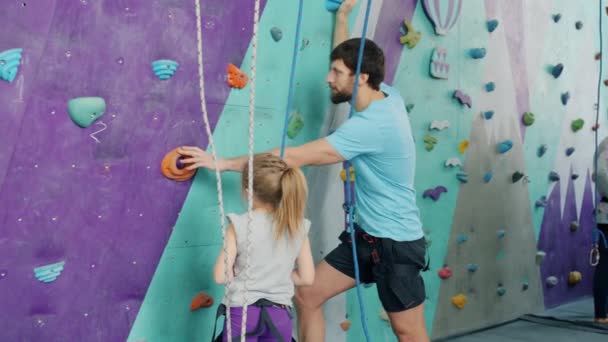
[568,271,582,285]
[340,166,355,182]
[459,140,469,154]
[452,293,468,309]
[379,309,390,321]
[399,20,421,49]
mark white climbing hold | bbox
[429,120,450,131]
[379,309,389,321]
[445,158,462,167]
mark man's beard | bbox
[330,91,352,104]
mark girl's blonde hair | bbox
[242,153,308,240]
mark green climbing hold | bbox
[522,112,535,126]
[424,135,437,151]
[67,97,106,128]
[406,103,415,113]
[571,119,584,132]
[286,111,304,139]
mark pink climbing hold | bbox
[453,90,472,108]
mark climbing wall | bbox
[1,0,607,341]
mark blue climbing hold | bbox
[470,48,486,59]
[537,144,548,157]
[483,171,493,183]
[497,140,513,154]
[487,19,499,33]
[565,147,575,156]
[561,92,570,105]
[535,196,548,208]
[522,282,529,291]
[67,97,106,128]
[34,261,65,283]
[151,59,179,80]
[551,63,564,78]
[485,82,495,92]
[575,21,583,30]
[548,171,560,182]
[0,48,23,83]
[270,27,283,42]
[552,13,561,23]
[456,172,469,183]
[483,111,494,119]
[497,286,507,296]
[457,233,469,244]
[467,264,478,273]
[325,0,343,12]
[497,230,506,239]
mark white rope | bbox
[241,0,261,340]
[194,0,233,339]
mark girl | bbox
[212,153,315,341]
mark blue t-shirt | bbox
[326,83,423,241]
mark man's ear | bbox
[358,73,370,86]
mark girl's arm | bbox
[291,237,315,286]
[213,224,237,284]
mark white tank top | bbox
[222,211,310,307]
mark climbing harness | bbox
[341,1,374,341]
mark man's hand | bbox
[177,146,224,171]
[334,0,357,48]
[337,0,357,17]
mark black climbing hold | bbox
[552,13,561,23]
[575,21,583,30]
[551,63,564,78]
[512,172,524,183]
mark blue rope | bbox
[594,0,604,246]
[279,0,305,159]
[343,1,373,341]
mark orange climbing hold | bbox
[458,140,469,154]
[161,148,196,182]
[227,63,248,88]
[190,292,214,311]
[451,293,468,309]
[340,319,351,331]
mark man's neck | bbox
[354,87,385,112]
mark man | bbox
[178,1,429,341]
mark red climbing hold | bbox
[227,63,248,89]
[597,53,603,61]
[438,267,453,279]
[593,124,600,131]
[190,292,214,311]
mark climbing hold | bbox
[483,111,494,120]
[190,292,214,311]
[270,27,283,42]
[227,63,248,89]
[575,21,583,30]
[451,294,468,309]
[571,119,584,132]
[483,171,493,183]
[497,140,513,154]
[300,38,310,51]
[430,120,450,131]
[593,123,600,131]
[456,172,468,183]
[430,47,449,79]
[570,221,579,232]
[438,267,453,279]
[379,309,390,321]
[467,264,478,273]
[571,173,579,180]
[561,92,570,105]
[453,90,472,108]
[522,282,529,291]
[496,285,507,297]
[161,148,196,182]
[486,19,499,33]
[422,0,462,36]
[470,48,486,59]
[406,103,415,113]
[325,0,343,12]
[0,48,23,83]
[424,135,438,151]
[535,196,548,208]
[339,166,355,182]
[67,97,106,128]
[537,144,548,157]
[597,53,603,60]
[512,171,524,183]
[445,158,461,167]
[497,229,506,239]
[548,171,560,182]
[552,13,561,23]
[459,140,469,154]
[457,234,469,244]
[546,276,559,287]
[568,271,582,285]
[551,63,564,78]
[340,319,351,331]
[522,112,535,126]
[536,251,546,265]
[399,20,422,49]
[605,80,608,87]
[151,59,179,80]
[565,147,575,156]
[34,261,65,283]
[485,82,495,92]
[287,111,304,139]
[422,186,448,201]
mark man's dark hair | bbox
[330,38,385,90]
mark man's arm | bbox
[334,0,357,48]
[179,138,345,172]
